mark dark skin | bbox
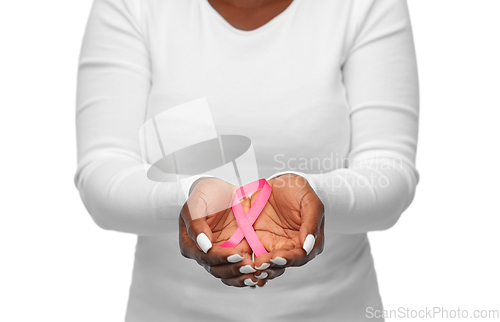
[208,0,294,31]
[179,175,324,288]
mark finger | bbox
[179,214,213,259]
[204,253,255,279]
[253,274,269,288]
[253,252,274,271]
[180,200,214,253]
[271,248,308,267]
[221,274,259,288]
[180,178,236,253]
[254,249,291,269]
[257,279,268,288]
[179,216,252,266]
[253,268,285,288]
[180,218,260,282]
[267,267,286,280]
[260,224,325,268]
[179,215,202,260]
[254,267,285,281]
[253,255,286,282]
[200,246,250,268]
[269,235,324,268]
[298,189,325,255]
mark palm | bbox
[205,197,253,254]
[251,177,307,252]
[203,175,321,257]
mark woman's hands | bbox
[251,174,325,272]
[178,177,285,287]
[178,174,324,288]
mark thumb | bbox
[298,190,325,255]
[181,197,214,254]
[181,177,237,254]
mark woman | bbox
[75,0,420,320]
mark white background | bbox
[1,0,499,321]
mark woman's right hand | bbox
[179,177,285,287]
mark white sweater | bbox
[75,0,419,320]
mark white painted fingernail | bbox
[255,272,268,279]
[196,233,212,254]
[227,254,244,263]
[240,265,256,274]
[303,234,315,255]
[255,263,270,270]
[270,257,287,266]
[244,278,258,286]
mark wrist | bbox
[267,170,307,181]
[267,171,325,209]
[181,175,214,199]
[267,171,316,193]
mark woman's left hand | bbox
[251,174,325,273]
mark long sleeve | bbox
[74,0,186,235]
[271,0,420,234]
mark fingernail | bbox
[255,272,268,279]
[196,233,212,254]
[240,265,256,274]
[227,254,244,263]
[244,278,258,286]
[303,234,315,255]
[270,257,287,266]
[255,263,270,270]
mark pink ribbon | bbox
[219,179,271,257]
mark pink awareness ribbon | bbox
[219,179,271,257]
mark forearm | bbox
[269,0,420,234]
[269,157,418,234]
[306,157,418,233]
[74,0,188,235]
[75,155,186,235]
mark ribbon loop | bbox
[219,179,271,257]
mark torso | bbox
[127,1,384,320]
[143,0,353,178]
